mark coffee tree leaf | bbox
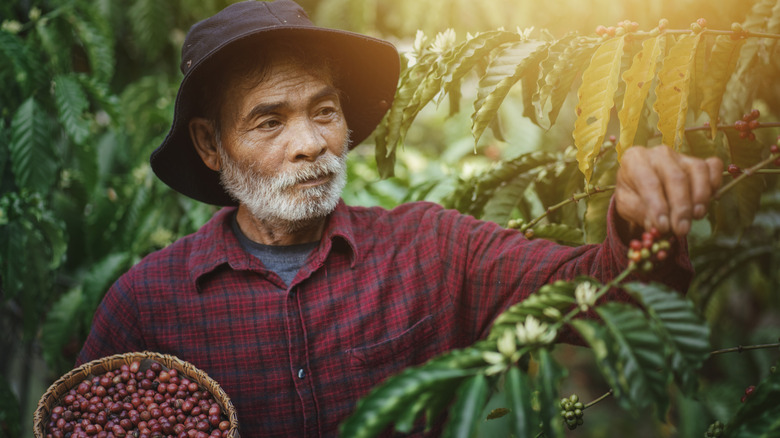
[40,287,85,371]
[9,97,58,194]
[128,0,170,61]
[723,368,780,437]
[375,55,437,177]
[618,35,665,160]
[536,348,566,438]
[700,35,746,138]
[570,319,625,401]
[472,40,548,144]
[596,302,670,415]
[573,35,625,185]
[622,282,711,394]
[70,10,114,82]
[689,32,708,121]
[538,36,599,129]
[488,278,582,339]
[394,390,435,433]
[505,365,536,437]
[481,172,534,226]
[440,30,526,95]
[441,374,490,438]
[720,131,766,231]
[531,223,584,246]
[521,60,542,127]
[340,366,476,438]
[653,33,701,150]
[54,74,91,146]
[0,376,21,437]
[445,151,557,217]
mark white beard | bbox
[218,142,349,231]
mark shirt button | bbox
[297,368,306,379]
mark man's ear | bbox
[189,117,221,171]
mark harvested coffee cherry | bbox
[44,360,233,438]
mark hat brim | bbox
[151,26,399,206]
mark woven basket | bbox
[33,351,240,437]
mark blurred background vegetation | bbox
[1,0,777,436]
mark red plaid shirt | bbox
[77,200,692,437]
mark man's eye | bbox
[318,107,337,116]
[259,119,281,129]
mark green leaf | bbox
[0,375,21,438]
[40,287,85,371]
[54,74,91,145]
[481,173,534,226]
[472,40,548,143]
[700,36,746,138]
[535,348,566,438]
[0,29,47,96]
[537,36,599,128]
[445,151,557,218]
[570,319,624,399]
[531,223,584,246]
[441,30,526,95]
[653,34,701,150]
[70,11,115,82]
[505,366,536,437]
[618,35,665,160]
[339,367,475,438]
[374,59,435,178]
[596,302,670,415]
[573,36,625,184]
[442,374,490,438]
[622,282,711,394]
[489,278,581,339]
[719,130,766,231]
[723,367,780,437]
[9,97,57,194]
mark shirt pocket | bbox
[346,314,438,374]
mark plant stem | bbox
[714,152,780,200]
[584,389,614,409]
[524,185,616,231]
[709,341,780,357]
[557,263,637,328]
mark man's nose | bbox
[287,119,327,162]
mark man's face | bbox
[215,56,350,227]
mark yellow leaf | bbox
[700,35,746,138]
[653,34,701,150]
[573,36,625,185]
[617,35,665,161]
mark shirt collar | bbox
[188,200,360,285]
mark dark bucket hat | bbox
[150,0,400,206]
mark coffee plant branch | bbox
[709,340,780,357]
[520,185,616,231]
[714,151,780,200]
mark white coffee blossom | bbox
[516,316,557,346]
[483,330,521,375]
[575,281,598,311]
[430,29,456,54]
[2,20,22,34]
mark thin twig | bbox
[709,341,780,357]
[524,185,616,230]
[714,153,780,200]
[584,389,614,409]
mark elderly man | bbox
[77,0,722,436]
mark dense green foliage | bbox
[2,0,779,436]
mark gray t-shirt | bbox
[231,214,318,286]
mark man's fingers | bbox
[650,149,692,236]
[679,156,713,220]
[617,147,671,234]
[706,156,724,193]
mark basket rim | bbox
[33,350,239,437]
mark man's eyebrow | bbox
[243,85,342,124]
